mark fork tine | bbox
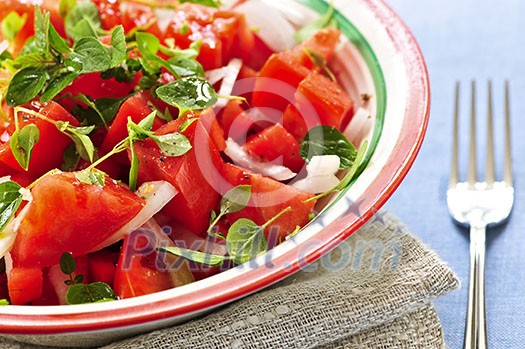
[468,81,477,185]
[485,81,495,185]
[504,80,513,184]
[450,81,460,188]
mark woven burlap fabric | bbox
[0,212,459,348]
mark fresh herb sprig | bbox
[300,126,357,170]
[294,3,337,43]
[4,6,127,107]
[208,185,252,238]
[60,252,117,305]
[0,180,24,231]
[162,205,292,266]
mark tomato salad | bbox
[0,0,363,306]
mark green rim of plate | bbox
[297,0,387,210]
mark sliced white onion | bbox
[215,58,243,109]
[91,181,178,251]
[206,66,229,85]
[0,203,31,260]
[154,8,176,34]
[0,40,8,55]
[234,0,296,52]
[0,176,12,184]
[260,0,313,28]
[293,155,341,194]
[344,107,373,148]
[224,138,297,181]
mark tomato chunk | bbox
[220,163,316,241]
[252,52,310,115]
[10,172,144,268]
[114,230,194,299]
[8,267,43,305]
[291,28,341,68]
[133,114,223,234]
[88,249,118,287]
[93,0,122,30]
[245,124,305,173]
[0,102,79,179]
[296,71,354,130]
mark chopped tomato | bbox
[133,115,223,235]
[32,268,59,306]
[0,102,80,180]
[245,124,305,173]
[61,72,137,101]
[10,172,144,268]
[252,52,310,115]
[220,163,316,241]
[8,267,43,305]
[88,250,118,287]
[282,104,310,139]
[93,0,122,30]
[120,2,162,37]
[218,100,255,142]
[113,230,194,299]
[0,273,8,300]
[296,71,354,130]
[291,28,341,69]
[100,91,164,164]
[163,3,255,70]
[46,255,89,305]
[244,34,275,71]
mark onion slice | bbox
[0,202,31,260]
[91,181,178,251]
[234,0,296,52]
[293,155,341,194]
[224,138,297,181]
[344,107,373,148]
[0,40,8,55]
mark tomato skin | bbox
[291,28,341,69]
[88,250,118,287]
[10,172,144,268]
[8,267,43,305]
[100,91,164,165]
[0,102,79,180]
[218,100,255,142]
[296,71,354,130]
[220,163,316,241]
[133,115,223,235]
[0,273,8,300]
[61,72,137,101]
[121,2,162,37]
[252,52,310,115]
[113,230,194,299]
[282,104,309,139]
[245,124,305,173]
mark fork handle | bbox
[464,225,488,349]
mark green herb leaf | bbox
[221,185,251,215]
[6,67,47,106]
[75,94,128,127]
[66,37,111,73]
[178,118,198,132]
[165,57,205,78]
[108,26,126,68]
[49,24,71,54]
[1,12,27,43]
[156,77,218,111]
[300,126,357,170]
[128,140,139,192]
[65,1,103,42]
[66,282,117,304]
[152,133,192,157]
[135,32,162,75]
[0,299,9,306]
[0,181,23,231]
[34,7,51,55]
[160,246,228,267]
[226,218,268,265]
[75,168,106,187]
[159,40,202,60]
[61,143,80,172]
[294,4,337,43]
[60,252,76,276]
[180,0,221,8]
[333,140,368,191]
[137,111,157,131]
[56,122,96,162]
[10,124,40,171]
[40,71,79,103]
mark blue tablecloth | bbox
[385,0,525,347]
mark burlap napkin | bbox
[0,212,459,349]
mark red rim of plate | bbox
[0,0,430,335]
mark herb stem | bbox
[87,138,129,170]
[262,206,292,229]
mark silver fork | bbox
[447,81,514,349]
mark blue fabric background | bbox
[385,1,525,347]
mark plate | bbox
[0,0,429,346]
